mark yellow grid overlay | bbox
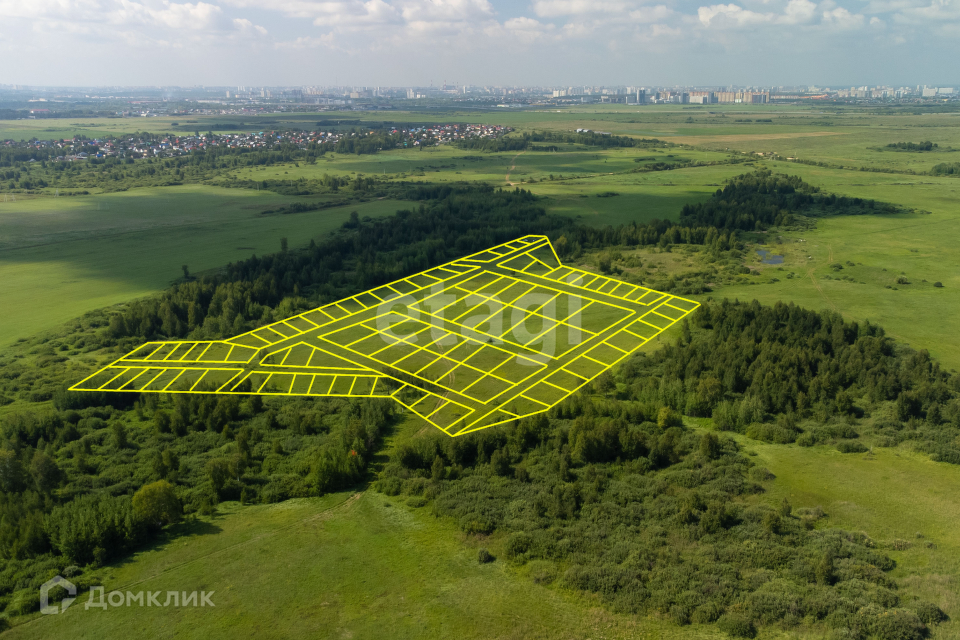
[70,236,699,437]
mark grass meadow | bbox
[10,414,960,640]
[710,161,960,370]
[7,414,724,640]
[0,188,406,346]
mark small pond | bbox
[756,249,784,264]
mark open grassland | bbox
[9,413,960,640]
[710,161,960,370]
[526,161,751,225]
[223,144,740,225]
[737,436,960,639]
[6,487,720,640]
[0,188,406,347]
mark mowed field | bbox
[0,187,408,346]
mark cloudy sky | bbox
[0,0,956,86]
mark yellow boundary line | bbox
[70,236,698,437]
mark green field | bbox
[708,162,960,370]
[0,187,407,346]
[7,488,717,640]
[745,440,960,636]
[4,107,960,639]
[10,416,960,640]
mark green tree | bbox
[132,480,182,528]
[0,449,24,492]
[699,432,721,460]
[816,553,835,585]
[206,458,230,498]
[431,454,445,482]
[111,422,128,449]
[30,451,61,494]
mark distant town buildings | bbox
[0,81,956,120]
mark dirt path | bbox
[505,151,525,185]
[807,268,839,313]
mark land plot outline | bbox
[72,236,699,436]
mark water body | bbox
[757,249,784,264]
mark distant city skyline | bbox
[1,0,958,87]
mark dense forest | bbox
[457,130,669,152]
[930,162,960,176]
[884,141,938,151]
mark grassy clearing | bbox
[6,480,721,640]
[730,433,960,639]
[0,188,407,347]
[708,161,960,370]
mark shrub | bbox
[132,480,182,528]
[505,531,533,559]
[378,476,402,496]
[912,601,946,625]
[717,613,757,638]
[406,496,428,508]
[691,601,723,623]
[837,441,868,454]
[933,281,943,288]
[748,467,775,482]
[529,560,558,585]
[7,589,39,616]
[796,432,816,447]
[745,423,797,444]
[477,548,495,564]
[459,515,496,535]
[867,608,926,640]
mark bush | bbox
[837,441,869,454]
[7,589,39,616]
[912,601,946,625]
[528,560,558,585]
[745,423,797,444]
[796,432,816,447]
[377,476,402,496]
[477,548,495,564]
[505,531,532,559]
[868,608,926,640]
[717,613,757,638]
[406,496,428,508]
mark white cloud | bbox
[0,0,957,84]
[822,6,864,27]
[698,3,773,26]
[780,0,817,23]
[629,5,673,22]
[0,0,265,35]
[531,0,633,17]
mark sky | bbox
[0,0,957,87]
